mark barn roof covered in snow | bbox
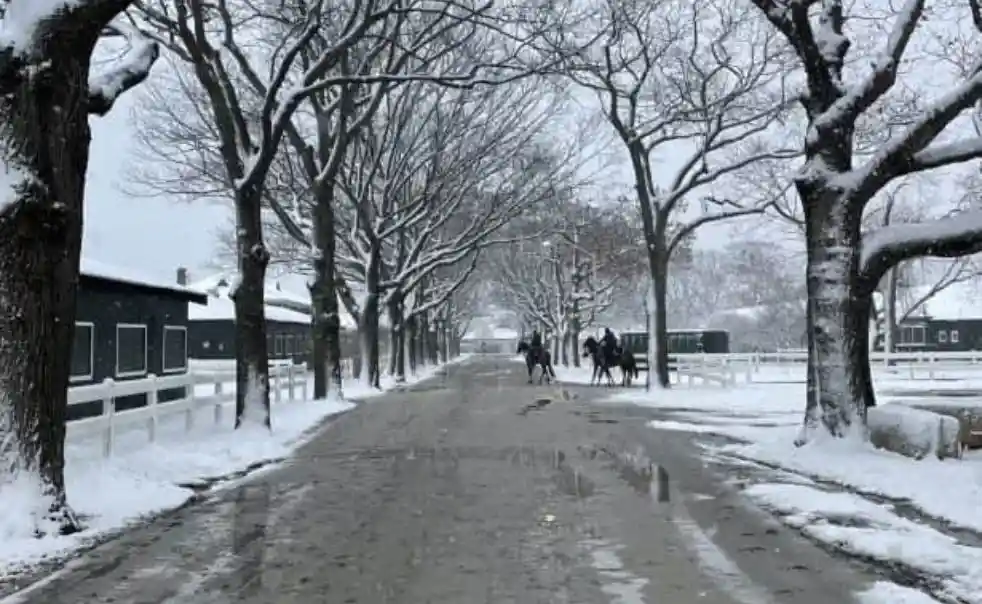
[903,281,982,321]
[189,295,312,324]
[188,271,361,329]
[81,258,207,302]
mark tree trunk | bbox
[627,139,671,389]
[387,291,406,382]
[884,267,898,355]
[406,315,418,374]
[419,313,430,364]
[361,246,382,388]
[647,247,671,388]
[571,320,581,368]
[0,24,107,534]
[309,187,342,399]
[232,186,271,429]
[560,330,569,365]
[439,324,449,363]
[800,198,871,441]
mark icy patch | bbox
[0,393,356,576]
[580,539,648,603]
[743,483,982,603]
[671,506,777,604]
[855,581,944,603]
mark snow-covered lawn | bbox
[0,358,461,582]
[590,365,982,603]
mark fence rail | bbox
[633,350,982,387]
[67,361,312,458]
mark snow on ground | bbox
[578,361,982,603]
[0,358,461,581]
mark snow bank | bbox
[0,396,352,576]
[744,483,982,603]
[867,404,961,460]
[0,358,462,580]
[857,582,945,604]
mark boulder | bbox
[867,404,962,460]
[903,402,982,449]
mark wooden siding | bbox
[68,279,197,422]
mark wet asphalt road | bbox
[6,356,882,603]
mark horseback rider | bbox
[530,329,543,362]
[601,327,619,360]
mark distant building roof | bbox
[187,271,363,329]
[189,295,311,324]
[81,258,207,302]
[903,281,982,321]
[463,316,519,341]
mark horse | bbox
[517,340,556,384]
[582,336,639,387]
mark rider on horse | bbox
[530,329,543,363]
[601,327,619,360]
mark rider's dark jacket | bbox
[531,332,542,348]
[602,331,618,353]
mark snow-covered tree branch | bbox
[749,0,982,441]
[554,0,798,387]
[0,0,159,537]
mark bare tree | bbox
[130,0,497,420]
[492,201,636,365]
[557,0,796,387]
[329,77,578,386]
[750,0,982,441]
[0,4,158,535]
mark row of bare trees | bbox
[489,196,643,365]
[0,0,587,536]
[10,0,982,539]
[498,0,982,447]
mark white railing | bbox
[657,350,982,386]
[66,362,310,458]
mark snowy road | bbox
[6,357,884,603]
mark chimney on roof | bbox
[176,266,188,285]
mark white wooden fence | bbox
[66,361,311,458]
[664,350,982,387]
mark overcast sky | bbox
[84,91,231,286]
[81,68,774,292]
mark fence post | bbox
[146,374,158,444]
[185,374,196,432]
[300,363,309,401]
[101,378,115,458]
[287,363,296,401]
[273,365,282,403]
[213,381,224,425]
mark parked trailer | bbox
[619,330,731,370]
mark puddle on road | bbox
[577,444,671,502]
[579,539,650,604]
[518,398,553,415]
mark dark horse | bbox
[582,336,639,387]
[517,340,556,384]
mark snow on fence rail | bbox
[66,362,311,458]
[658,350,982,385]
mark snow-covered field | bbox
[0,359,461,582]
[554,363,982,603]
